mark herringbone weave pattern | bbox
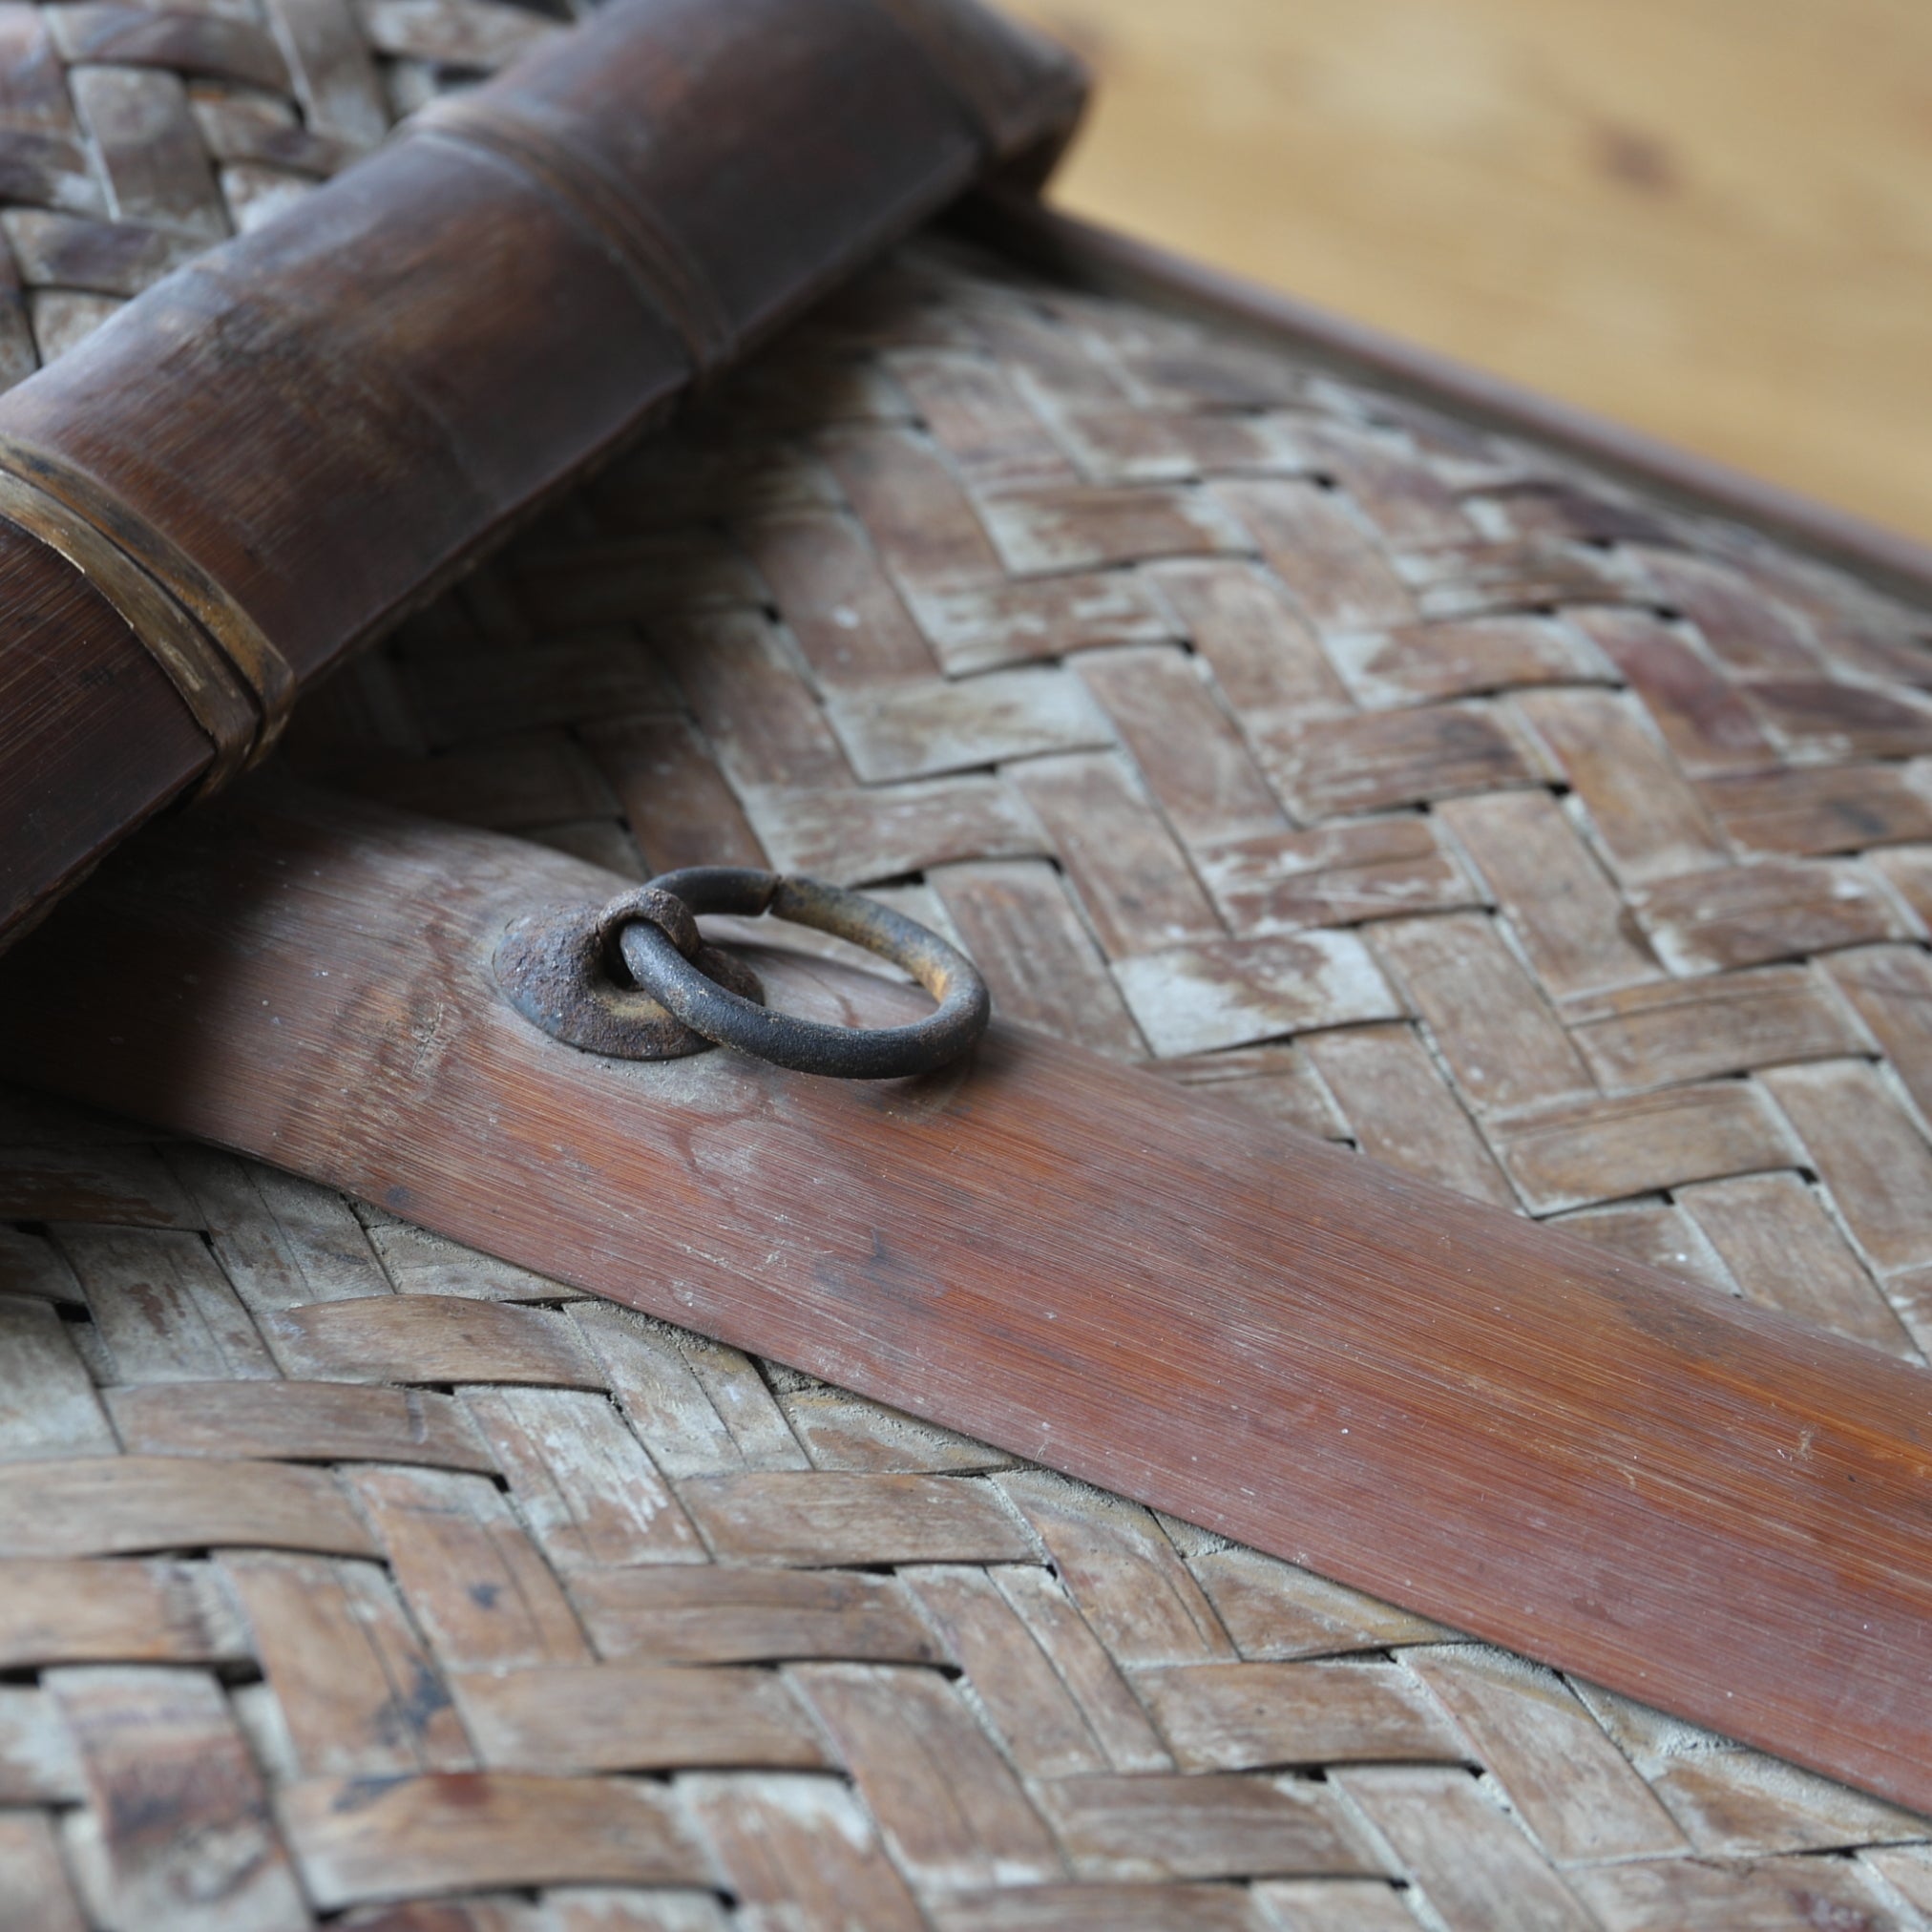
[0,0,566,381]
[9,83,1932,1932]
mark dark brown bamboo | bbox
[0,0,1084,946]
[10,777,1932,1818]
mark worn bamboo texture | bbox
[8,228,1932,1925]
[0,0,569,378]
[0,0,1083,946]
[14,1083,1932,1932]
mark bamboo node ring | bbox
[0,434,294,794]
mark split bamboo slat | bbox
[6,0,1932,1927]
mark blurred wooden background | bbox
[1005,0,1932,545]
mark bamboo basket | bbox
[6,1,1932,1926]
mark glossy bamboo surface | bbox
[0,0,1082,944]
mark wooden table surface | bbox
[1008,0,1932,547]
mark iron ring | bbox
[619,866,991,1079]
[494,883,766,1060]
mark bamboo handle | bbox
[0,0,1084,947]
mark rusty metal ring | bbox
[619,867,991,1079]
[494,884,766,1060]
[598,884,701,963]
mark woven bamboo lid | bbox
[8,5,1932,1926]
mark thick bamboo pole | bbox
[0,0,1082,946]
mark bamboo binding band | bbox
[0,433,294,794]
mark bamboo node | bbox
[0,433,293,792]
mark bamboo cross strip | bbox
[6,779,1932,1817]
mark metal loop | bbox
[620,867,991,1079]
[600,884,700,962]
[494,884,765,1060]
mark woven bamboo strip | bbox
[5,1,1932,1921]
[7,223,1932,1923]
